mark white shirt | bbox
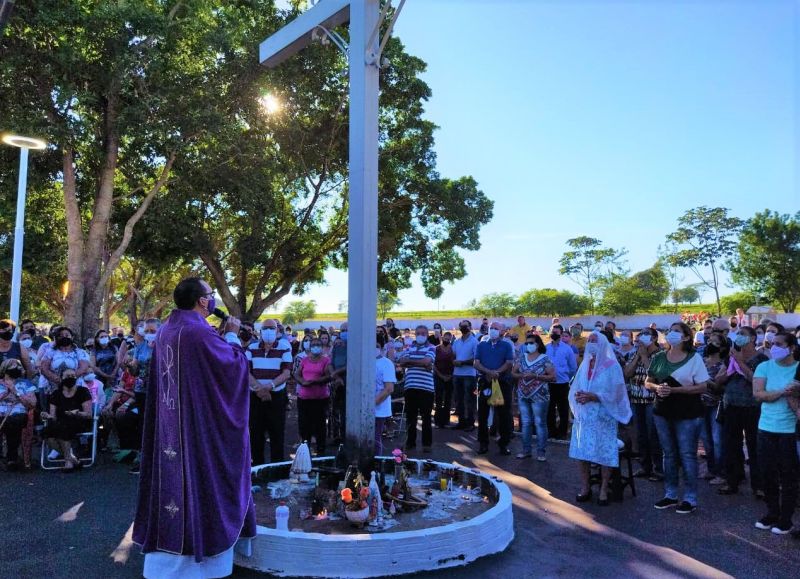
[375,357,397,418]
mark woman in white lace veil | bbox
[569,331,632,505]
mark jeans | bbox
[700,405,724,476]
[452,375,477,426]
[404,388,434,448]
[758,429,799,527]
[654,415,702,505]
[297,397,329,454]
[434,375,454,427]
[250,389,287,464]
[547,382,570,438]
[375,417,385,455]
[723,405,761,491]
[519,397,548,455]
[478,376,513,448]
[633,403,662,474]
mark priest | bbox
[133,277,256,578]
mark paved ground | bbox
[3,424,800,579]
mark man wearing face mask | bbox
[546,324,578,440]
[474,322,515,455]
[329,322,349,444]
[0,319,32,377]
[249,319,292,464]
[133,277,255,579]
[396,325,437,452]
[452,321,478,431]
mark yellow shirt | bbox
[509,324,531,340]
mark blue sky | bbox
[282,0,798,313]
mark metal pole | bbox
[9,146,28,324]
[345,0,380,463]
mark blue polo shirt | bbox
[475,339,514,375]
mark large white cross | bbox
[260,0,398,460]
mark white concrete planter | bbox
[235,458,514,578]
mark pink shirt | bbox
[298,355,330,400]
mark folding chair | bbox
[40,404,100,470]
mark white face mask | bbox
[136,326,145,337]
[144,333,156,343]
[765,331,777,343]
[525,343,537,354]
[261,328,277,343]
[98,337,109,347]
[666,331,684,346]
[756,333,765,345]
[20,338,33,349]
[415,335,428,345]
[618,335,630,346]
[585,342,599,356]
[770,345,791,361]
[638,334,652,346]
[302,340,311,351]
[489,328,500,340]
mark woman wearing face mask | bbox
[615,330,636,366]
[0,319,33,376]
[623,328,663,480]
[41,327,90,394]
[90,330,119,393]
[375,335,398,455]
[41,367,92,472]
[295,338,332,455]
[645,322,710,514]
[433,332,456,428]
[569,332,632,505]
[512,334,555,461]
[700,333,729,484]
[128,319,160,474]
[760,323,785,358]
[0,359,37,471]
[755,325,767,350]
[751,332,800,535]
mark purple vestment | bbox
[133,309,256,562]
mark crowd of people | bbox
[2,310,800,536]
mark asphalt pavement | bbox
[2,424,799,579]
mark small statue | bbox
[369,471,383,520]
[290,441,313,482]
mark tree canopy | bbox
[558,236,627,315]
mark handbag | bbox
[487,379,505,407]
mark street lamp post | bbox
[2,133,47,324]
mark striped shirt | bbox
[397,344,436,392]
[249,342,293,392]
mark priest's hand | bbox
[224,316,241,335]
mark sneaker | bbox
[536,453,547,462]
[755,516,778,530]
[709,476,726,485]
[676,501,697,514]
[654,497,679,510]
[515,452,532,459]
[771,523,793,535]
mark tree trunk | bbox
[62,147,86,335]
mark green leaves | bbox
[664,206,743,315]
[517,289,588,317]
[728,210,800,313]
[599,264,669,316]
[558,236,627,314]
[282,300,317,326]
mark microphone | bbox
[212,308,229,322]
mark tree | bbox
[728,210,800,313]
[517,289,588,317]
[719,291,760,316]
[598,264,669,315]
[281,300,316,326]
[0,1,291,338]
[377,290,401,319]
[664,207,742,317]
[658,243,684,313]
[128,27,492,321]
[672,286,700,306]
[558,237,627,315]
[469,293,517,317]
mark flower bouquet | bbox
[340,473,371,525]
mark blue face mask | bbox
[340,331,348,342]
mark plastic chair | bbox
[40,405,100,470]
